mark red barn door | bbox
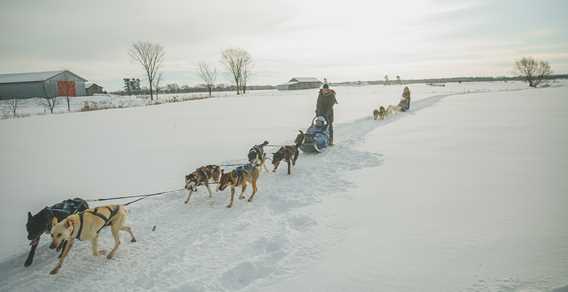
[57,80,76,96]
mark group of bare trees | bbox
[129,41,252,99]
[126,41,553,102]
[198,48,252,96]
[221,48,252,95]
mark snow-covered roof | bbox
[278,81,299,86]
[289,77,321,83]
[85,82,102,88]
[0,70,87,84]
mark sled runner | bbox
[300,116,330,153]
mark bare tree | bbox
[240,59,252,94]
[8,98,18,117]
[129,41,165,100]
[153,72,163,100]
[198,62,217,97]
[515,57,552,87]
[65,95,71,112]
[40,97,58,114]
[221,48,252,95]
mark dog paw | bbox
[49,268,59,275]
[106,254,113,260]
[247,198,254,202]
[226,204,233,208]
[131,238,137,243]
[239,196,245,200]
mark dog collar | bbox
[75,213,84,240]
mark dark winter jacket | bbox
[316,89,338,122]
[399,87,411,112]
[398,97,410,112]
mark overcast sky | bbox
[1,0,567,90]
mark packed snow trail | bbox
[2,82,566,291]
[0,81,529,259]
[0,113,385,291]
[268,85,568,292]
[0,88,458,291]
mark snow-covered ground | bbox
[0,90,246,118]
[0,81,567,291]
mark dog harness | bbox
[45,198,89,231]
[75,206,119,240]
[248,144,267,165]
[234,164,254,186]
[188,167,212,191]
[197,168,209,185]
[76,213,84,240]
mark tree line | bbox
[0,49,560,119]
[128,42,253,100]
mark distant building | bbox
[276,77,322,90]
[0,70,87,99]
[85,82,104,96]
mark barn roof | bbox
[289,77,321,83]
[0,70,87,84]
[85,82,101,88]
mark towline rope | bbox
[85,146,280,205]
[86,188,185,203]
[218,163,249,167]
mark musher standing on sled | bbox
[398,86,411,112]
[315,82,338,145]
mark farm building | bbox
[85,82,104,96]
[0,70,87,99]
[276,77,322,90]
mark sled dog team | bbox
[25,86,410,275]
[26,132,307,274]
[185,130,304,208]
[373,87,411,120]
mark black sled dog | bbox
[25,198,89,267]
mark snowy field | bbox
[0,90,248,118]
[0,81,567,291]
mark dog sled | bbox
[300,116,331,153]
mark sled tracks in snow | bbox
[0,89,498,291]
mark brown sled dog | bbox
[373,106,387,120]
[272,131,304,175]
[218,164,260,208]
[184,165,222,204]
[48,205,136,275]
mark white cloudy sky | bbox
[1,0,567,90]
